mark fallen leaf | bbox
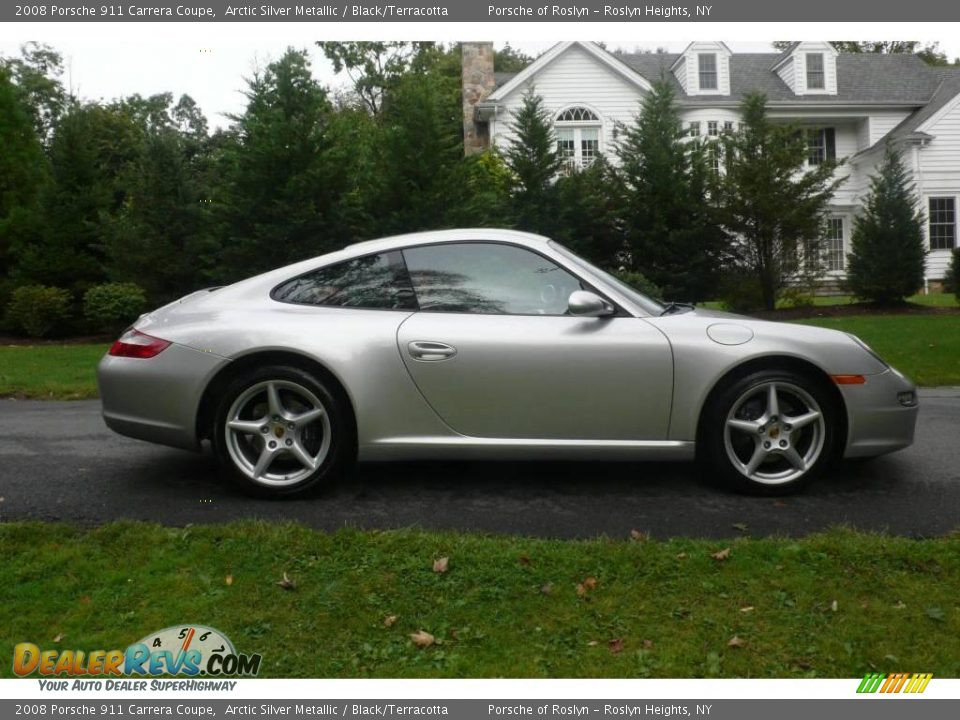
[642,639,654,649]
[739,606,755,613]
[79,596,91,605]
[53,633,64,643]
[772,500,788,508]
[630,529,649,542]
[225,575,233,586]
[539,583,553,595]
[433,557,449,573]
[518,555,531,566]
[276,572,296,590]
[576,577,597,597]
[727,635,746,648]
[676,552,687,560]
[608,638,625,654]
[732,522,748,532]
[712,548,731,561]
[586,640,599,646]
[830,600,838,612]
[384,615,398,628]
[410,630,435,648]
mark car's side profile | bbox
[97,229,919,496]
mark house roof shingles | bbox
[616,52,947,104]
[493,50,956,106]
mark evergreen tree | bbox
[100,95,221,303]
[714,93,843,310]
[11,102,141,296]
[503,90,562,234]
[370,47,465,235]
[551,157,623,267]
[845,146,927,304]
[944,248,959,302]
[219,48,348,281]
[615,79,727,301]
[0,67,48,308]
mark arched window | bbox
[555,106,601,169]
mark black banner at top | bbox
[5,0,960,22]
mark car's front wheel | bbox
[701,369,837,494]
[212,365,351,497]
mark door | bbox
[396,242,673,441]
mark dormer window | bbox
[806,53,825,90]
[698,54,718,90]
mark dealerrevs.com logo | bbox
[13,625,262,678]
[857,673,933,694]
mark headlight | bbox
[846,333,889,369]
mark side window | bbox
[272,251,417,310]
[402,243,584,316]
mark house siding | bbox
[775,58,795,91]
[489,43,645,160]
[918,100,960,278]
[868,110,913,146]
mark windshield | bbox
[548,241,665,316]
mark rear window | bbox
[272,251,417,310]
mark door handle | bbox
[408,341,457,361]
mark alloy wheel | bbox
[224,380,332,486]
[722,381,826,485]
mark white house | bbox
[461,41,960,286]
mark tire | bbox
[700,369,837,495]
[211,365,353,497]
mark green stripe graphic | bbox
[857,672,886,693]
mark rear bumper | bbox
[841,367,919,459]
[97,343,228,451]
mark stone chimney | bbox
[461,42,495,155]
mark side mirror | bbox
[568,290,615,318]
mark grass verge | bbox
[2,522,958,678]
[0,344,108,400]
[795,315,960,386]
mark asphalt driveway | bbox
[0,390,958,539]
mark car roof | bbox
[341,228,552,257]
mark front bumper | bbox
[841,367,919,458]
[97,343,229,451]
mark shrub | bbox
[945,248,959,303]
[83,282,147,333]
[6,285,72,338]
[845,146,926,304]
[778,285,816,309]
[718,270,765,314]
[614,269,663,300]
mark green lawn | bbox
[795,315,960,386]
[0,344,109,399]
[1,522,958,678]
[701,292,958,310]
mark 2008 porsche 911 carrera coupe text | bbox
[97,229,919,496]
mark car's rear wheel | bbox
[212,365,351,497]
[701,369,837,494]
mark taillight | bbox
[109,329,172,359]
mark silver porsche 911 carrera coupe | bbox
[98,229,919,496]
